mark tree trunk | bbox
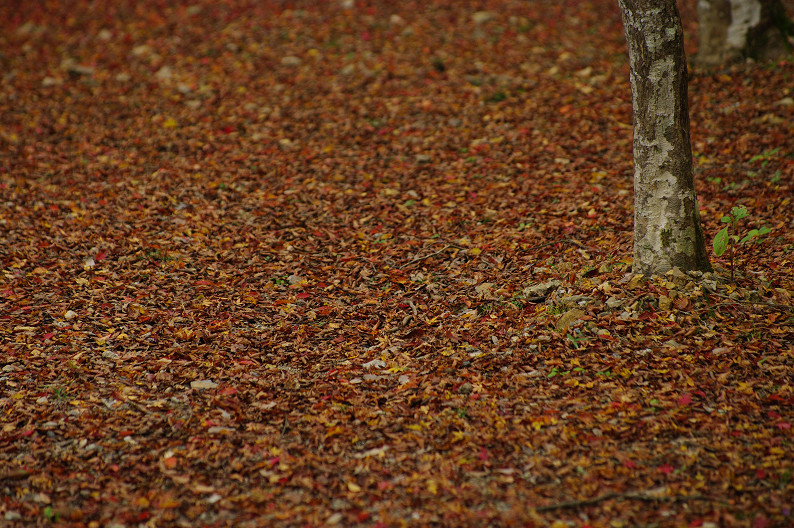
[696,0,793,67]
[618,0,711,276]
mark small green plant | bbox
[485,91,507,103]
[749,147,780,167]
[548,366,569,378]
[566,333,583,349]
[712,205,771,282]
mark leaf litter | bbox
[1,0,793,527]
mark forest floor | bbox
[1,1,793,527]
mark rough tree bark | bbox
[697,0,793,67]
[618,0,711,276]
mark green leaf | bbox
[720,215,732,223]
[739,229,759,244]
[731,205,748,220]
[758,226,771,236]
[713,226,729,256]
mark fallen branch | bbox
[536,491,726,512]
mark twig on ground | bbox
[708,291,794,311]
[522,238,600,253]
[0,470,31,481]
[400,245,452,269]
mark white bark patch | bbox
[638,9,668,52]
[727,0,761,49]
[637,55,676,173]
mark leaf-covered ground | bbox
[1,1,793,527]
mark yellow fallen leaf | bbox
[427,479,438,494]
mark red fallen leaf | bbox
[219,387,237,396]
[689,520,703,527]
[376,481,391,491]
[237,360,257,365]
[768,393,792,404]
[356,511,370,522]
[109,464,119,472]
[95,251,108,261]
[296,292,311,299]
[659,464,674,475]
[756,469,766,479]
[478,447,489,462]
[776,422,791,430]
[22,428,35,437]
[41,333,54,340]
[678,393,692,406]
[317,306,333,316]
[622,459,638,469]
[753,515,770,528]
[195,280,212,286]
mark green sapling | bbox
[712,205,771,282]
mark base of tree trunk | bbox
[696,0,794,68]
